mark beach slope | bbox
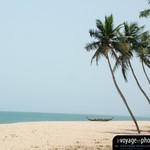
[0,121,149,150]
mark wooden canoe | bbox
[86,116,113,121]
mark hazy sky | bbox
[0,0,149,116]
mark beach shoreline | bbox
[0,121,149,150]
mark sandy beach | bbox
[0,121,149,150]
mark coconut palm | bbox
[139,0,150,18]
[85,15,140,133]
[114,22,150,105]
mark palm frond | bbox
[136,46,150,68]
[140,31,150,41]
[85,41,99,51]
[113,55,129,82]
[143,57,150,68]
[121,56,129,82]
[89,29,101,39]
[140,9,150,18]
[123,22,144,38]
[113,23,123,36]
[91,46,103,65]
[105,14,113,36]
[139,0,150,17]
[96,20,105,36]
[111,48,119,61]
[113,56,121,73]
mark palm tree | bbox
[85,15,140,133]
[115,22,150,105]
[139,0,150,18]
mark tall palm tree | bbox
[85,15,140,133]
[139,0,150,18]
[115,22,150,105]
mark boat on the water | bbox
[86,116,113,121]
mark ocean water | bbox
[0,111,149,124]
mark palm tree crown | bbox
[85,15,122,63]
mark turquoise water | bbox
[0,111,149,124]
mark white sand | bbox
[0,121,149,150]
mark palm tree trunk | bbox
[106,55,140,133]
[128,59,150,105]
[142,61,150,85]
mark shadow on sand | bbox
[105,129,150,135]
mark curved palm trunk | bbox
[128,60,150,105]
[142,61,150,85]
[106,55,140,133]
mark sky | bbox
[0,0,149,116]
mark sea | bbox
[0,111,149,124]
